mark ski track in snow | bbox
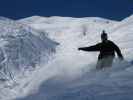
[0,15,133,100]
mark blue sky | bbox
[0,0,133,20]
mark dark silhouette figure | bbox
[78,30,124,69]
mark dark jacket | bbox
[79,40,123,60]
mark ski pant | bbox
[96,56,114,70]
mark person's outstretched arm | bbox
[113,43,124,60]
[78,43,101,51]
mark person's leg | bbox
[96,56,114,70]
[101,56,114,70]
[104,56,114,68]
[96,59,104,70]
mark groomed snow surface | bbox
[0,15,133,100]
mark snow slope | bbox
[1,15,133,100]
[13,15,133,100]
[0,17,58,100]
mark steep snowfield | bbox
[14,15,133,100]
[0,15,133,100]
[19,16,118,41]
[0,17,58,100]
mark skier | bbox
[78,30,124,69]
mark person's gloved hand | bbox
[119,56,124,61]
[78,48,81,51]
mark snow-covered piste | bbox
[0,15,133,100]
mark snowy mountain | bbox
[0,15,133,100]
[0,17,58,100]
[19,16,118,41]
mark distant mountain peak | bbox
[0,16,13,21]
[122,14,133,22]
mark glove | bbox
[78,48,81,50]
[119,56,124,61]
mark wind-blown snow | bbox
[0,17,58,100]
[1,15,133,100]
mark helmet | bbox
[101,30,108,40]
